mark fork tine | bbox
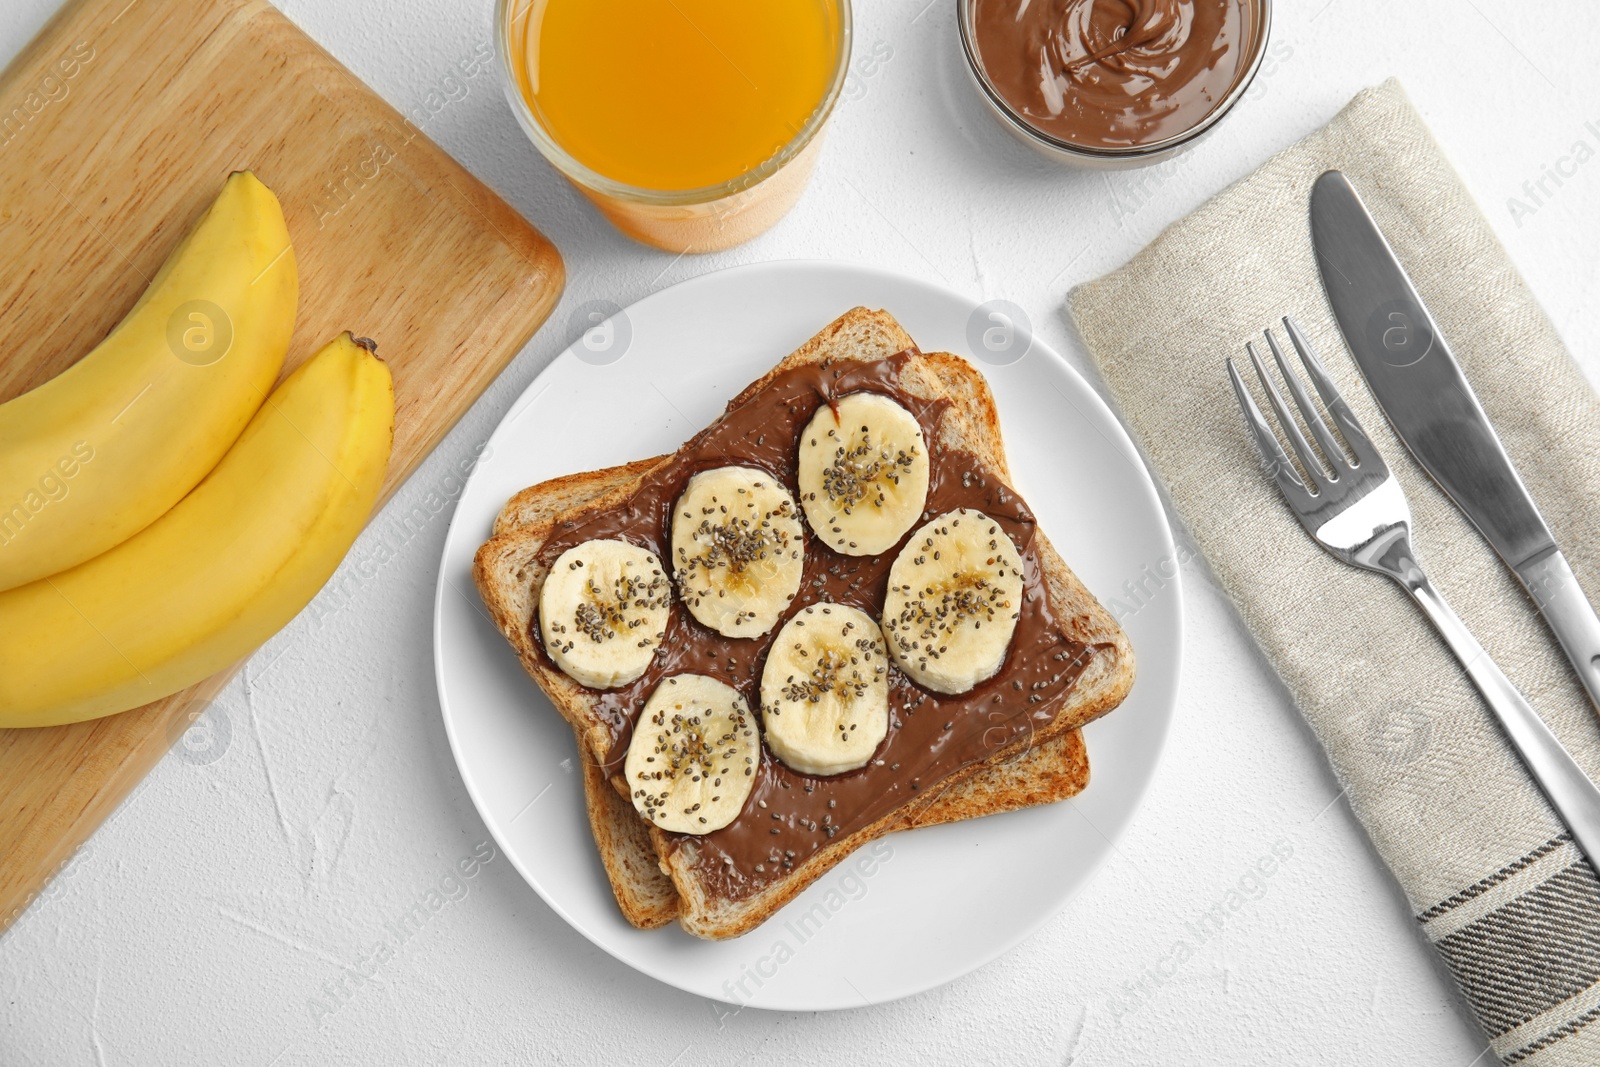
[1226,356,1309,500]
[1281,316,1390,476]
[1245,340,1330,487]
[1264,327,1348,477]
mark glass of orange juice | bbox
[496,0,852,253]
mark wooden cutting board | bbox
[0,0,564,932]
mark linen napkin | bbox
[1070,79,1600,1066]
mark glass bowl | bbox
[957,0,1272,169]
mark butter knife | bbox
[1310,169,1600,713]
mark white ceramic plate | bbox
[433,261,1181,1010]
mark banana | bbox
[796,392,930,557]
[540,539,672,689]
[671,465,804,637]
[0,171,297,592]
[0,333,393,727]
[881,509,1025,695]
[759,603,890,775]
[625,673,760,834]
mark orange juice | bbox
[513,0,843,192]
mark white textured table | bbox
[4,2,1597,1063]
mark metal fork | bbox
[1229,317,1600,865]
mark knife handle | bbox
[1518,551,1600,714]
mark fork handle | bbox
[1386,540,1600,868]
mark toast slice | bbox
[474,308,1134,938]
[490,459,1092,929]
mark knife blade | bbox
[1310,169,1600,713]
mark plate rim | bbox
[432,258,1183,1010]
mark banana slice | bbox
[882,509,1025,694]
[797,392,930,556]
[626,674,760,834]
[540,539,671,689]
[671,466,805,637]
[759,603,890,775]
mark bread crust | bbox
[472,308,1133,939]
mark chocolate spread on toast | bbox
[533,352,1096,901]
